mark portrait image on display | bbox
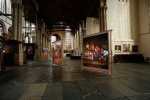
[83,33,109,69]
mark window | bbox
[6,0,11,15]
[0,0,5,13]
[51,36,56,47]
[65,31,71,49]
[0,0,11,18]
[60,22,63,27]
[31,24,35,31]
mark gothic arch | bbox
[49,32,63,41]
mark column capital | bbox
[103,6,108,10]
[97,6,108,12]
[100,0,107,6]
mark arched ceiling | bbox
[22,0,100,34]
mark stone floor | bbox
[0,57,150,100]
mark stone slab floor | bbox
[0,57,150,100]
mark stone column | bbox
[12,2,18,40]
[49,39,52,57]
[47,38,49,49]
[74,34,76,48]
[77,31,79,47]
[35,30,42,60]
[80,25,83,52]
[18,4,23,65]
[45,36,47,48]
[78,30,81,46]
[41,34,43,48]
[98,0,107,32]
[47,39,49,57]
[44,36,47,59]
[43,35,45,48]
[75,33,77,48]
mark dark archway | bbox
[53,34,61,41]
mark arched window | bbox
[0,0,5,13]
[65,31,71,50]
[0,0,11,18]
[60,22,63,27]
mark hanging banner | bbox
[52,40,63,65]
[82,30,112,75]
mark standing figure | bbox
[86,42,89,50]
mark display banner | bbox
[82,30,112,75]
[52,40,63,65]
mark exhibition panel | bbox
[82,31,112,75]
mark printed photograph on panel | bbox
[115,45,121,53]
[83,33,109,69]
[132,45,138,52]
[123,44,130,52]
[52,41,62,64]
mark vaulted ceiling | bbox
[22,0,100,34]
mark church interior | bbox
[0,0,150,100]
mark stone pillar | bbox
[77,31,79,47]
[47,38,49,49]
[78,30,80,46]
[49,39,52,56]
[73,35,74,49]
[98,0,107,32]
[74,34,76,48]
[18,4,23,65]
[80,25,83,52]
[43,35,45,48]
[74,33,77,48]
[12,2,18,40]
[35,30,42,60]
[47,39,50,58]
[45,37,47,49]
[46,38,48,58]
[41,34,43,49]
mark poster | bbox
[82,31,112,75]
[115,45,121,53]
[52,40,62,65]
[132,45,138,52]
[123,44,130,52]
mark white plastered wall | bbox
[107,0,141,55]
[138,0,150,57]
[86,17,99,35]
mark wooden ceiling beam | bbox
[87,0,98,15]
[28,0,38,14]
